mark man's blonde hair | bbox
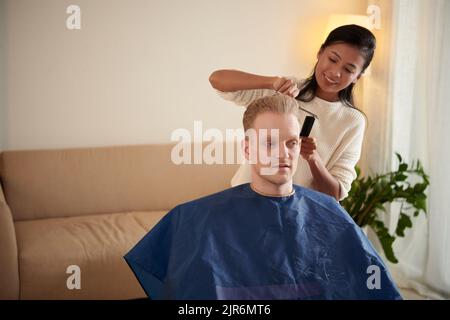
[243,94,300,131]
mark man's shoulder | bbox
[293,185,355,225]
[293,184,336,205]
[175,184,248,211]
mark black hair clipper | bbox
[300,116,315,137]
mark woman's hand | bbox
[300,137,320,162]
[272,77,300,98]
[301,137,341,200]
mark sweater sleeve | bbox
[328,113,366,201]
[214,76,300,107]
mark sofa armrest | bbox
[0,182,20,299]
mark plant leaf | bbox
[372,220,398,264]
[415,198,427,213]
[395,213,413,237]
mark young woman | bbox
[209,24,376,201]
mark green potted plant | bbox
[340,153,430,263]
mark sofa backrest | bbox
[0,143,241,221]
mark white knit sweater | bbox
[216,78,366,200]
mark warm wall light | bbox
[325,14,372,37]
[324,14,373,76]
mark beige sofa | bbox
[0,143,239,299]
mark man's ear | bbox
[242,137,250,161]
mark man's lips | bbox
[272,163,291,169]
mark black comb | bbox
[300,116,315,137]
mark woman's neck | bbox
[315,88,339,102]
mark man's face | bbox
[244,112,301,185]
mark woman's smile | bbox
[323,74,339,86]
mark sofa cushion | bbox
[15,210,167,299]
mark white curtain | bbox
[366,0,450,299]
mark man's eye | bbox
[329,58,337,63]
[345,68,354,74]
[288,141,299,147]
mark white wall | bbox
[2,0,366,151]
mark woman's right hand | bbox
[272,77,300,98]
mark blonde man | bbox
[125,95,401,300]
[242,94,301,197]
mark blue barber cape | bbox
[124,183,402,300]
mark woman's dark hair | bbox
[296,24,376,111]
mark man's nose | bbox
[277,143,289,159]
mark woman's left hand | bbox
[300,137,320,162]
